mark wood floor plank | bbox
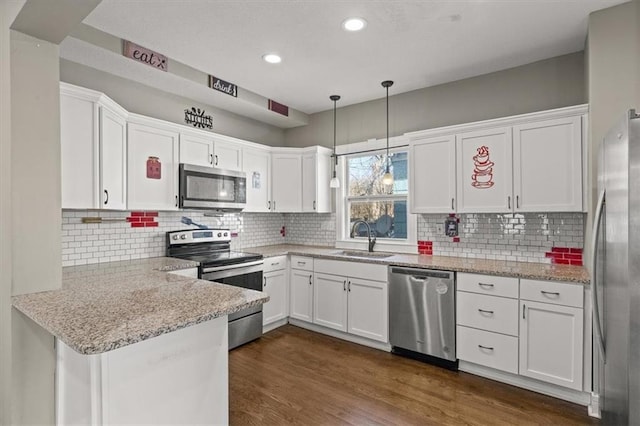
[229,325,597,425]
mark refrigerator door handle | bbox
[591,188,606,361]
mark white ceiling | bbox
[78,0,625,116]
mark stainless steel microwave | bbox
[179,163,246,211]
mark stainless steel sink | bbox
[331,250,395,259]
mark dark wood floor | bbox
[229,325,598,425]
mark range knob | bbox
[180,234,187,240]
[217,232,222,237]
[172,235,178,240]
[224,232,228,237]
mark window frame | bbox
[335,136,417,253]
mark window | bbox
[346,151,408,240]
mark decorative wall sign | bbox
[471,145,494,188]
[209,76,237,97]
[268,99,289,117]
[123,41,168,72]
[184,107,213,129]
[146,156,161,179]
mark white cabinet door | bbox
[302,154,317,212]
[127,122,180,210]
[271,154,302,212]
[519,300,583,390]
[100,106,127,210]
[513,116,582,212]
[213,139,242,171]
[242,148,271,212]
[313,273,348,332]
[410,134,456,213]
[61,93,98,209]
[456,127,513,213]
[263,269,287,325]
[289,269,313,322]
[180,132,214,167]
[347,278,388,342]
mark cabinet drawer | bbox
[457,273,519,299]
[263,255,287,273]
[457,292,519,336]
[457,326,519,374]
[314,258,387,282]
[520,279,583,308]
[290,255,313,271]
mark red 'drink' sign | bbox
[123,40,168,72]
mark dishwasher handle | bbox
[390,266,452,280]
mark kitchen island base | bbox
[56,316,228,425]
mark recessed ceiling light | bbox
[262,53,282,64]
[342,17,367,32]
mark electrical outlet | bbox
[436,224,444,234]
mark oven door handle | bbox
[201,260,264,274]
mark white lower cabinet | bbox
[457,273,586,393]
[519,281,584,391]
[289,257,314,322]
[312,259,388,343]
[262,256,288,326]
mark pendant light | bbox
[381,80,394,186]
[329,95,341,188]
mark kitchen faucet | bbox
[350,220,376,252]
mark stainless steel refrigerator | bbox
[592,109,640,425]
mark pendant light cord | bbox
[381,80,394,174]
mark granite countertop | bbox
[12,257,269,355]
[245,244,590,284]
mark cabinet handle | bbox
[263,276,267,287]
[214,155,218,166]
[508,196,511,209]
[313,200,316,210]
[523,304,526,319]
[104,189,109,205]
[478,309,494,315]
[309,275,312,285]
[298,261,306,266]
[175,195,178,207]
[478,283,494,289]
[348,281,351,292]
[273,201,276,211]
[343,280,346,291]
[451,198,455,211]
[516,195,520,209]
[478,345,494,351]
[540,290,560,297]
[267,201,271,210]
[209,153,214,164]
[271,262,279,266]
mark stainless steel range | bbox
[166,229,264,349]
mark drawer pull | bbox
[478,283,495,289]
[478,309,494,315]
[478,345,494,351]
[271,262,279,266]
[298,261,306,266]
[541,290,560,297]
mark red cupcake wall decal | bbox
[471,146,494,189]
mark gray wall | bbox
[10,30,60,425]
[284,52,586,148]
[60,59,287,146]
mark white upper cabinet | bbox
[513,116,582,212]
[302,149,331,213]
[213,138,242,171]
[99,106,127,210]
[180,131,214,167]
[127,117,180,211]
[242,148,272,212]
[456,127,514,213]
[60,83,127,210]
[271,153,302,212]
[410,134,456,213]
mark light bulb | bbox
[382,171,394,186]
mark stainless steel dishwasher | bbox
[389,266,457,369]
